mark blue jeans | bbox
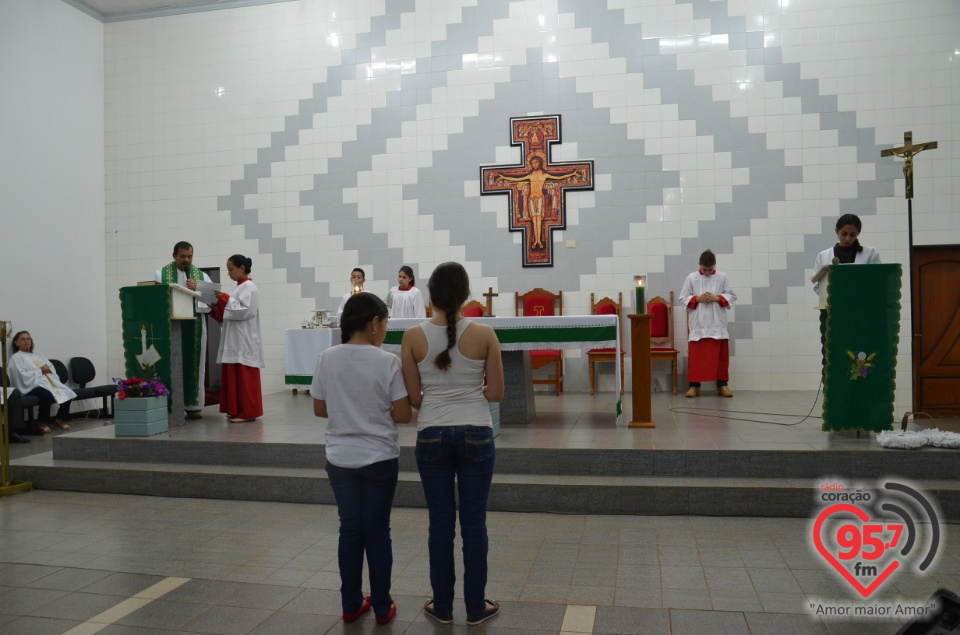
[415,425,496,616]
[325,458,399,618]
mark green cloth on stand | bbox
[822,264,901,432]
[119,285,200,409]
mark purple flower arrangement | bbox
[113,375,170,400]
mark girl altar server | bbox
[386,265,426,319]
[213,254,264,422]
[337,267,367,317]
[312,292,412,625]
[680,249,737,398]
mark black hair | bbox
[228,254,253,274]
[427,262,471,371]
[699,249,717,268]
[352,267,366,278]
[172,241,193,255]
[340,292,388,344]
[11,331,32,355]
[835,214,862,232]
[399,265,415,287]
[835,214,864,253]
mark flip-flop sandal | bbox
[54,420,72,431]
[38,423,53,434]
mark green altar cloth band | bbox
[383,324,618,347]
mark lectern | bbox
[817,264,902,432]
[119,284,202,428]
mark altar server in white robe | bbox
[8,331,77,433]
[680,249,737,398]
[337,267,367,316]
[386,265,426,318]
[213,254,264,423]
[154,240,211,418]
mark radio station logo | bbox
[811,479,942,600]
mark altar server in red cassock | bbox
[213,254,264,422]
[680,249,737,398]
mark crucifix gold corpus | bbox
[880,131,938,199]
[482,287,498,316]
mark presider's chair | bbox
[587,293,624,395]
[463,300,486,317]
[648,291,679,394]
[515,288,563,395]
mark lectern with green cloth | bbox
[119,284,202,429]
[820,264,901,432]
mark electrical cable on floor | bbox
[668,380,824,426]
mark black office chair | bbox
[68,357,117,419]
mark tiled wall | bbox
[1,0,107,390]
[102,0,960,409]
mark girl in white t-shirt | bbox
[385,265,426,318]
[312,292,412,626]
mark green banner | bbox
[119,285,201,408]
[822,264,901,432]
[382,323,617,347]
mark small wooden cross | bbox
[880,131,938,199]
[482,287,498,316]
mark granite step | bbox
[11,453,960,519]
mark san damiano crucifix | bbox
[480,115,594,267]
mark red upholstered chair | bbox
[515,288,563,395]
[463,300,486,317]
[648,291,678,394]
[587,293,624,395]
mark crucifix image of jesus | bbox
[497,156,579,249]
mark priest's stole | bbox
[822,263,901,432]
[119,285,201,409]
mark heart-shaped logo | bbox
[813,503,902,598]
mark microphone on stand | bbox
[832,257,840,265]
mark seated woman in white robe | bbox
[385,265,426,319]
[8,331,77,433]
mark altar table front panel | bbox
[284,328,340,389]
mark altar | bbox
[282,316,620,424]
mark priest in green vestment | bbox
[153,241,211,418]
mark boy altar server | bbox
[680,249,737,398]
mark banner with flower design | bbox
[822,264,901,432]
[119,285,200,410]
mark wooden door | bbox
[914,246,960,416]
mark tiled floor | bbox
[3,390,958,634]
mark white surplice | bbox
[217,280,265,368]
[679,271,737,341]
[8,351,77,404]
[812,246,882,294]
[385,286,426,318]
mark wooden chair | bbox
[515,288,563,395]
[463,300,486,317]
[648,291,679,394]
[587,293,624,395]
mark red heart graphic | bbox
[813,504,901,598]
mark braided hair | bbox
[339,292,388,344]
[427,262,471,371]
